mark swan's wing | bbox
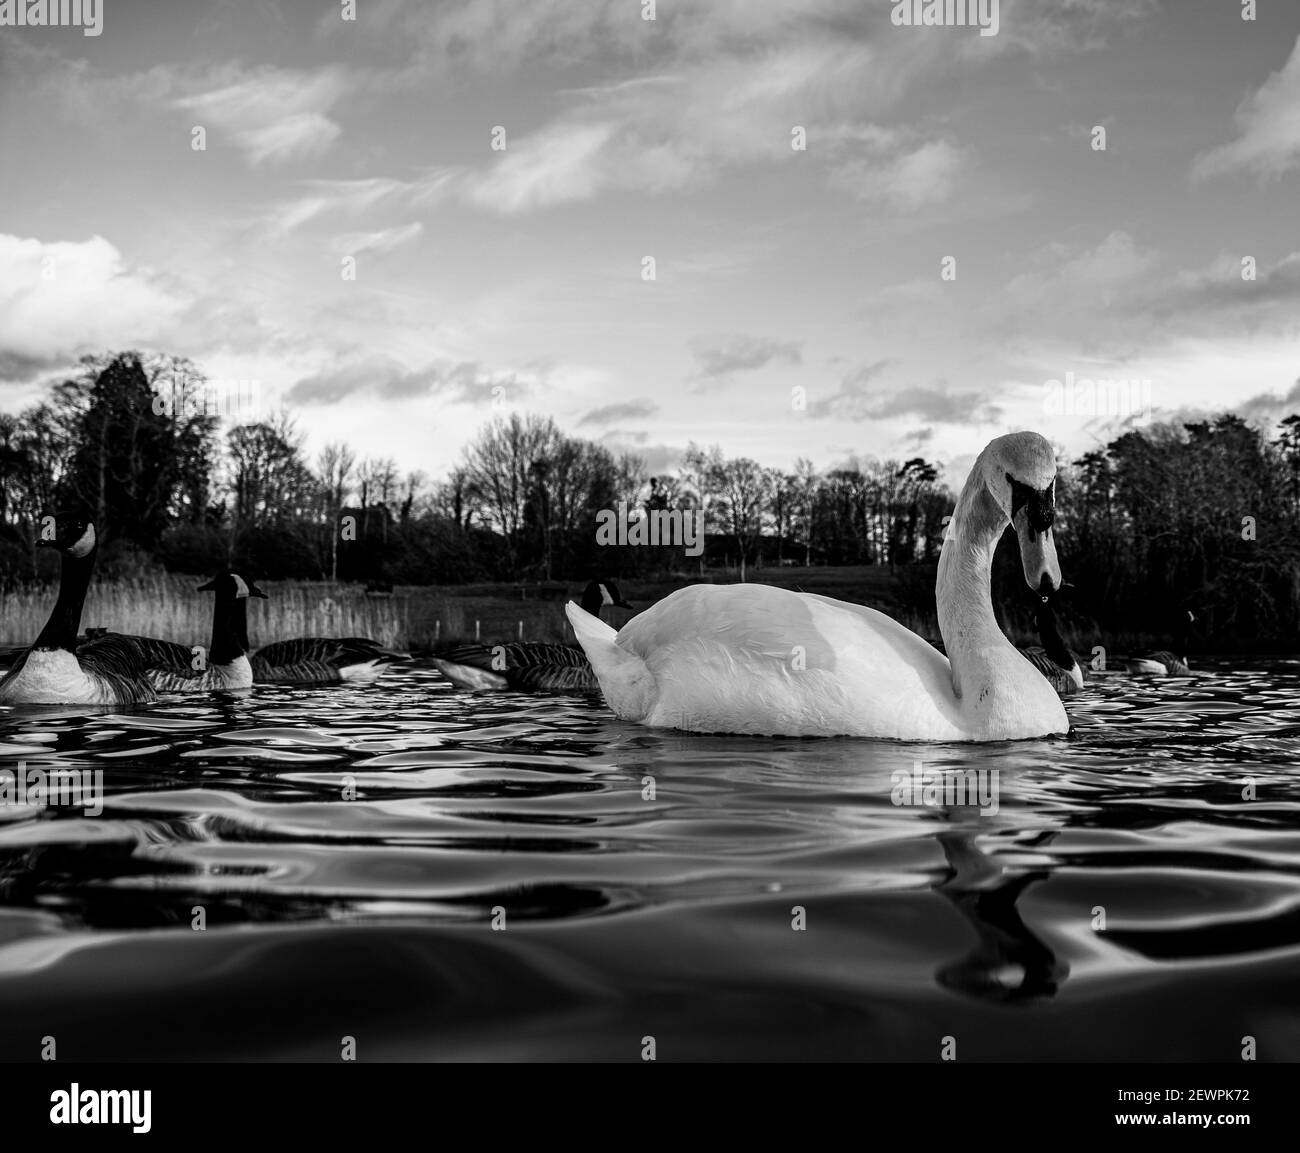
[611,584,958,735]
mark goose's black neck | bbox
[580,583,603,617]
[229,595,256,657]
[34,547,96,651]
[209,593,247,666]
[1035,598,1074,672]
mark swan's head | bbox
[982,432,1061,594]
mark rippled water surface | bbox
[1,660,1297,1061]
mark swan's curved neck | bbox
[936,477,1015,699]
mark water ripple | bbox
[0,658,1297,1059]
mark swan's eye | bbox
[1007,473,1055,533]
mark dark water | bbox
[0,659,1297,1062]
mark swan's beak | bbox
[1013,507,1061,593]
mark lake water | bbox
[0,659,1296,1062]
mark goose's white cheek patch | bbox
[68,524,96,558]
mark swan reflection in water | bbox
[932,821,1069,1003]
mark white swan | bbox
[566,431,1069,741]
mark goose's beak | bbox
[1013,507,1061,594]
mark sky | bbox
[2,0,1300,489]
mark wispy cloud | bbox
[808,360,1001,424]
[1193,36,1300,182]
[690,334,802,386]
[175,66,355,166]
[832,138,963,210]
[578,400,659,426]
[333,222,424,257]
[287,355,534,406]
[263,173,454,235]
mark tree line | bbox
[0,352,1296,645]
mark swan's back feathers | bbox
[565,601,656,718]
[575,584,978,737]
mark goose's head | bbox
[580,579,633,616]
[197,572,269,600]
[980,431,1061,594]
[37,511,97,559]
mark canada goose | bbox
[121,573,268,692]
[928,594,1083,695]
[0,514,156,707]
[104,582,403,687]
[246,635,407,685]
[233,594,407,685]
[1125,609,1194,675]
[567,432,1070,739]
[1019,594,1085,694]
[433,579,633,691]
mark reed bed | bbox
[0,577,411,651]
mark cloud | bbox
[436,10,930,212]
[333,223,425,257]
[690,334,802,385]
[806,359,893,418]
[175,66,354,166]
[809,361,1002,424]
[578,400,659,426]
[1232,378,1300,428]
[263,173,455,235]
[0,350,61,386]
[597,429,649,445]
[833,139,963,210]
[287,355,534,406]
[1193,36,1300,182]
[466,123,618,213]
[0,234,185,363]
